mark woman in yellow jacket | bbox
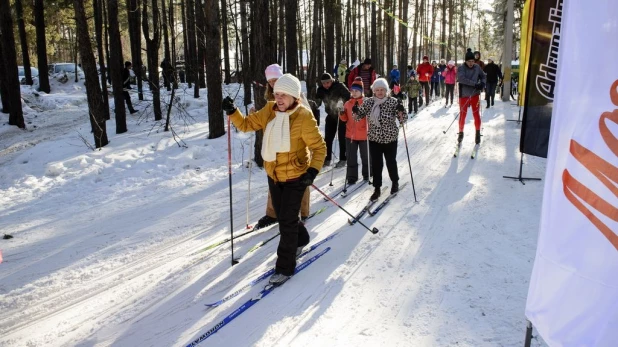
[222,74,326,285]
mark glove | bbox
[299,167,319,187]
[396,103,405,113]
[222,96,237,115]
[336,100,344,113]
[475,82,485,91]
[352,103,359,114]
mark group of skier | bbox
[223,46,496,285]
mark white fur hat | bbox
[273,74,301,99]
[371,78,390,92]
[265,64,283,81]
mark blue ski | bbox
[347,186,388,225]
[204,230,339,308]
[340,180,368,198]
[367,183,408,216]
[188,247,331,346]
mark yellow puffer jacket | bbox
[230,101,326,182]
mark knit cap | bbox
[265,64,283,81]
[351,77,364,93]
[273,74,301,99]
[371,78,389,92]
[321,72,334,82]
[448,60,455,66]
[465,48,475,61]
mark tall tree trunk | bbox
[74,0,109,148]
[161,0,171,90]
[15,0,32,86]
[180,0,190,87]
[371,1,377,64]
[278,0,285,68]
[143,0,162,120]
[169,0,178,88]
[250,0,271,167]
[447,0,453,60]
[412,0,419,66]
[0,0,24,128]
[103,0,112,85]
[324,0,335,77]
[195,0,206,88]
[186,0,199,97]
[33,0,50,93]
[285,0,298,76]
[399,0,409,79]
[270,0,278,62]
[203,0,224,138]
[127,0,144,100]
[0,41,11,113]
[220,0,231,84]
[94,0,111,120]
[440,0,447,59]
[334,0,342,66]
[240,0,251,106]
[107,0,128,134]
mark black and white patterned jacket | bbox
[354,97,401,144]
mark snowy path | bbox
[0,96,546,347]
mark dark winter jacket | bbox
[316,81,351,117]
[483,62,503,83]
[354,96,402,144]
[457,63,486,98]
[390,69,400,84]
[438,64,447,82]
[430,66,441,83]
[122,68,132,89]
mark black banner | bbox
[520,0,563,158]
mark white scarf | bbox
[262,105,301,162]
[370,97,388,130]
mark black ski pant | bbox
[123,90,136,112]
[369,140,399,189]
[345,138,370,182]
[419,82,430,102]
[444,84,455,104]
[324,115,347,162]
[485,81,498,105]
[268,177,310,276]
[408,96,418,113]
[430,81,440,98]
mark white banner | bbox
[525,0,618,346]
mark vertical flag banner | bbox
[519,0,562,158]
[518,0,535,106]
[525,0,618,345]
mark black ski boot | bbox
[457,132,464,144]
[256,215,277,229]
[475,130,481,144]
[370,187,381,201]
[390,181,399,194]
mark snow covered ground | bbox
[0,83,547,347]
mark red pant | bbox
[458,94,481,132]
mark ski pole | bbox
[442,95,472,134]
[227,114,239,266]
[329,114,341,186]
[245,134,254,229]
[311,184,378,234]
[400,121,418,202]
[363,102,372,183]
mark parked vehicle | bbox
[48,63,85,79]
[18,66,39,85]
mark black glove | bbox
[475,82,485,91]
[352,103,359,114]
[299,167,319,187]
[222,96,237,115]
[396,103,405,113]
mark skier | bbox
[347,58,377,96]
[255,64,313,229]
[438,58,447,97]
[222,73,326,285]
[442,60,457,107]
[457,49,486,145]
[483,58,503,108]
[340,77,370,184]
[416,56,433,105]
[352,78,406,200]
[391,83,406,108]
[473,50,486,70]
[122,61,138,114]
[316,72,351,167]
[430,60,441,99]
[403,73,421,116]
[389,64,400,88]
[337,60,348,82]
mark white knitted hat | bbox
[265,64,283,81]
[371,78,389,92]
[273,74,301,99]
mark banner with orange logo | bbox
[525,0,618,345]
